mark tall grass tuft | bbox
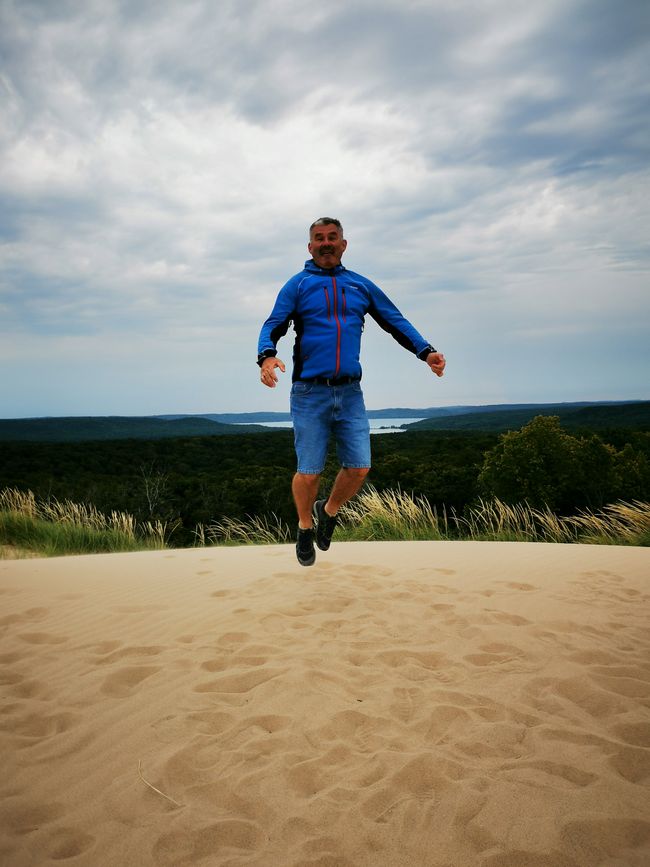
[567,500,650,546]
[453,498,573,543]
[338,486,446,541]
[0,488,172,557]
[197,513,292,546]
[337,487,650,547]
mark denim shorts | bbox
[290,380,371,474]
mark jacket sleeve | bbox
[365,279,435,359]
[257,278,298,366]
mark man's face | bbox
[308,223,347,269]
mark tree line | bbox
[1,417,648,546]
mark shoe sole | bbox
[313,499,332,552]
[296,550,315,566]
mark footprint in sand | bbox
[485,610,532,626]
[502,758,597,788]
[378,649,448,671]
[0,800,65,834]
[2,710,81,741]
[294,837,355,867]
[18,632,68,645]
[153,819,262,864]
[84,640,122,655]
[421,704,472,742]
[46,826,96,860]
[612,721,650,748]
[588,669,650,699]
[431,584,461,595]
[201,653,270,673]
[0,607,49,627]
[607,742,650,784]
[361,753,446,823]
[193,667,287,695]
[187,709,236,735]
[6,675,50,700]
[559,817,650,864]
[92,646,164,666]
[390,686,420,723]
[497,581,539,591]
[100,665,162,697]
[526,674,628,718]
[464,642,527,668]
[216,632,252,648]
[315,709,384,752]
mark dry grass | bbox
[197,513,292,546]
[4,486,648,556]
[340,487,650,546]
[338,486,446,541]
[0,488,172,556]
[195,486,650,547]
[566,500,650,545]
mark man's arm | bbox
[365,279,444,374]
[257,279,296,387]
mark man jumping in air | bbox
[258,217,445,566]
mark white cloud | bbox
[0,0,648,415]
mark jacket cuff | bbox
[417,344,436,361]
[257,349,277,367]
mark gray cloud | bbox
[0,0,648,415]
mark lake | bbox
[248,418,425,434]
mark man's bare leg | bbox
[292,472,321,528]
[325,467,370,516]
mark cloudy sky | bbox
[1,0,649,417]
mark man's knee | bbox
[293,472,321,488]
[344,467,370,481]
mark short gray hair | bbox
[309,217,343,236]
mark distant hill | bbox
[2,400,646,442]
[159,412,294,424]
[0,416,277,443]
[404,401,650,432]
[162,400,642,425]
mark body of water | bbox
[248,417,424,434]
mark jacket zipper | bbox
[332,276,341,376]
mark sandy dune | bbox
[1,541,649,866]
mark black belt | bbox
[299,375,360,386]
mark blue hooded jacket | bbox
[258,260,434,381]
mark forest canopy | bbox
[1,417,648,547]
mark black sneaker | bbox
[313,499,338,551]
[296,527,316,566]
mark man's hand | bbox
[426,351,446,377]
[260,357,286,388]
